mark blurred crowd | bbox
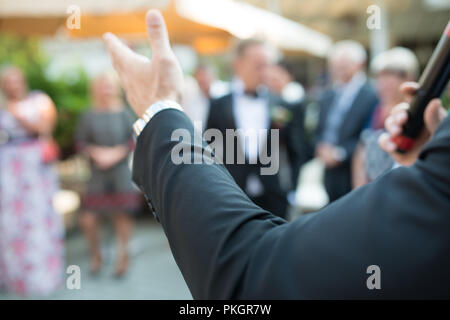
[0,35,447,297]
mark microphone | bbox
[393,21,450,153]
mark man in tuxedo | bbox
[315,41,379,202]
[206,40,306,219]
[104,10,450,299]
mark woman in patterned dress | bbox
[0,66,64,297]
[76,73,139,277]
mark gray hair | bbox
[370,47,419,80]
[328,40,367,65]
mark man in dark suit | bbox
[206,40,306,219]
[104,10,450,299]
[315,41,378,202]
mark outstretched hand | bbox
[378,82,447,166]
[103,10,184,117]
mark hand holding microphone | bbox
[379,21,449,165]
[379,82,447,166]
[385,21,449,155]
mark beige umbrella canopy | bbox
[0,0,332,56]
[0,0,230,54]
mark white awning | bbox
[176,0,333,57]
[0,0,170,16]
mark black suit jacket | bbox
[315,82,378,200]
[206,93,306,198]
[133,108,450,299]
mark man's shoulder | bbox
[422,115,450,154]
[437,114,450,136]
[415,115,450,200]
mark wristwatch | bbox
[132,100,183,137]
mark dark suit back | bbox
[133,108,450,299]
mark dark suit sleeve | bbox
[133,109,450,299]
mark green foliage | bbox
[442,89,450,111]
[0,34,90,158]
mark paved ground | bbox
[0,218,192,300]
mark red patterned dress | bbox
[0,93,64,297]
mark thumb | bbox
[146,9,171,57]
[424,99,445,135]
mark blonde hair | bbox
[92,70,119,87]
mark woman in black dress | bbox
[76,73,139,277]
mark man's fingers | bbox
[103,32,150,89]
[399,81,419,103]
[400,81,419,95]
[379,132,397,153]
[385,112,407,137]
[385,116,400,136]
[391,102,410,115]
[103,33,133,71]
[103,32,148,88]
[146,9,171,57]
[383,102,409,136]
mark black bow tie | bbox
[244,90,259,98]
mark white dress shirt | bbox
[232,78,270,163]
[231,78,270,197]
